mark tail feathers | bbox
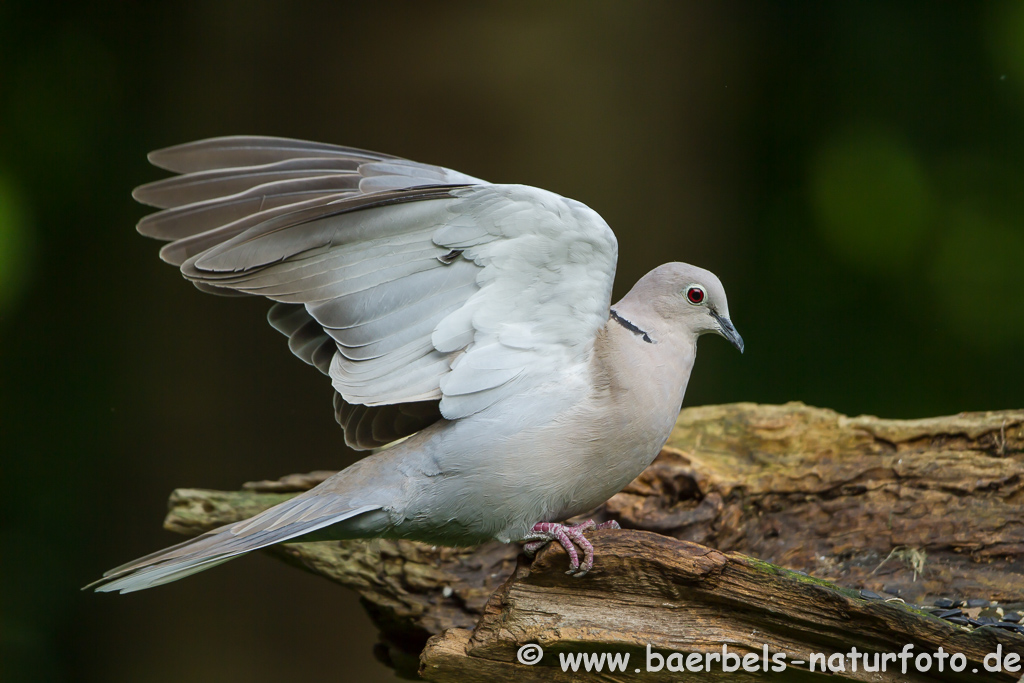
[88,496,380,594]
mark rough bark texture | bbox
[422,533,1023,682]
[163,402,1024,680]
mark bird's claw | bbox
[521,519,621,577]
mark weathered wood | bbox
[624,403,1024,603]
[420,532,1024,682]
[162,402,1024,679]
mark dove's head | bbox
[627,262,744,352]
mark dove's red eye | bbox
[686,287,705,305]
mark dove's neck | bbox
[594,297,698,451]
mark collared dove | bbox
[90,136,743,593]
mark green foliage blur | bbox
[0,2,1021,682]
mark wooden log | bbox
[162,402,1024,679]
[420,532,1024,682]
[610,402,1024,603]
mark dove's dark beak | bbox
[711,310,744,353]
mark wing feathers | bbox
[147,135,399,173]
[184,187,459,275]
[158,193,353,266]
[134,158,365,209]
[135,138,616,445]
[333,396,442,449]
[137,175,364,241]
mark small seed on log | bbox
[931,609,963,619]
[994,622,1024,633]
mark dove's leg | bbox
[521,520,621,577]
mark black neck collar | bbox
[609,309,653,343]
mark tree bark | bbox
[163,402,1024,680]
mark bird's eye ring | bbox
[686,286,705,305]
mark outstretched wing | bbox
[136,136,618,446]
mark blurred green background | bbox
[1,2,1022,681]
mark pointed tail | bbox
[88,493,380,593]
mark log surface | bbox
[162,402,1024,680]
[421,532,1023,682]
[617,403,1024,602]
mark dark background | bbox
[1,2,1022,681]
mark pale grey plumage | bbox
[89,136,742,593]
[146,136,400,173]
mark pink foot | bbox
[521,519,621,577]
